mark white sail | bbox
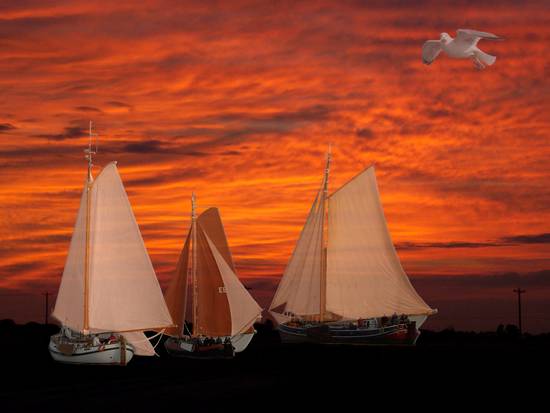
[326,166,434,319]
[121,331,156,356]
[51,187,88,331]
[87,162,173,333]
[269,187,325,317]
[205,233,262,336]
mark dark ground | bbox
[1,319,548,412]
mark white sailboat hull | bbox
[48,334,134,365]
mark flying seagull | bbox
[422,29,503,69]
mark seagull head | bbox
[439,32,452,43]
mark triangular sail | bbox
[53,162,173,335]
[168,206,262,337]
[205,234,262,336]
[198,207,235,271]
[194,219,233,337]
[269,183,325,317]
[122,331,156,356]
[51,186,88,331]
[164,231,191,337]
[326,166,434,319]
[87,162,173,333]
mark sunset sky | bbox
[1,0,549,331]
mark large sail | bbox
[326,166,434,319]
[194,218,232,337]
[205,234,262,335]
[51,186,88,331]
[53,163,173,334]
[198,207,235,271]
[163,231,191,337]
[87,162,173,333]
[194,207,262,336]
[176,207,261,337]
[269,184,325,317]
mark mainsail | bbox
[163,232,191,337]
[270,157,434,322]
[164,205,262,338]
[52,162,174,353]
[326,166,433,319]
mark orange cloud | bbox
[0,0,549,325]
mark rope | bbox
[183,321,192,336]
[120,329,166,356]
[152,329,165,357]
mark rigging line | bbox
[152,329,165,356]
[183,321,192,336]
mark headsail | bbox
[52,162,174,334]
[194,214,233,337]
[205,233,262,336]
[326,166,434,319]
[269,179,326,318]
[52,187,88,331]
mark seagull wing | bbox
[422,40,442,65]
[456,29,503,46]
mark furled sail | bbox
[269,181,326,318]
[326,166,434,319]
[52,162,174,334]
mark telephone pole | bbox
[43,292,50,325]
[513,288,525,335]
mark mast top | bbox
[324,144,332,193]
[191,192,197,220]
[84,121,98,183]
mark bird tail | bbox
[475,50,496,66]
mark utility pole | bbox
[513,288,526,335]
[43,292,50,325]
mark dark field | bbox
[1,320,548,412]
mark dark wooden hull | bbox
[278,322,419,345]
[164,337,235,359]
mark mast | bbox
[319,146,331,322]
[191,193,198,336]
[83,121,97,333]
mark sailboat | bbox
[269,151,437,345]
[163,194,262,358]
[49,122,174,365]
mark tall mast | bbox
[319,145,331,322]
[83,121,97,333]
[191,193,198,336]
